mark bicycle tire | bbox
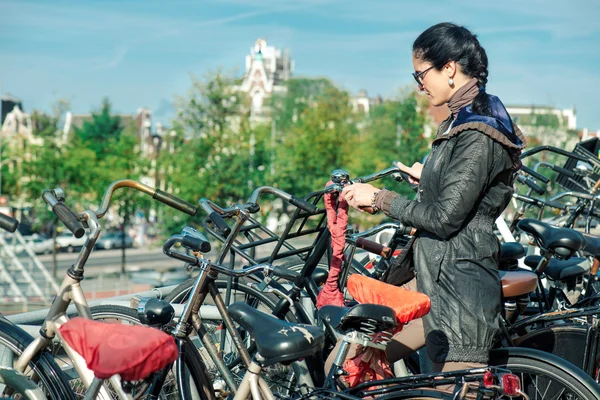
[88,305,215,400]
[0,317,76,400]
[489,347,600,399]
[0,366,47,400]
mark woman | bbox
[342,22,526,373]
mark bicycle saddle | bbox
[500,242,525,263]
[582,233,600,257]
[59,317,178,381]
[318,303,397,333]
[524,255,590,281]
[517,219,585,259]
[499,270,538,298]
[228,302,324,366]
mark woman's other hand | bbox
[397,161,423,185]
[341,183,379,211]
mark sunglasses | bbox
[412,65,435,85]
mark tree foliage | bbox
[15,71,434,236]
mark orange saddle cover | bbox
[347,274,430,329]
[342,274,431,387]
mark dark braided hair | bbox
[413,23,491,116]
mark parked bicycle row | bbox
[0,142,599,399]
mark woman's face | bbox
[412,54,452,107]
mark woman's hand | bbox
[341,183,380,211]
[397,161,423,185]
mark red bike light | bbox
[501,373,522,396]
[483,371,494,387]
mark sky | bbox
[1,0,599,130]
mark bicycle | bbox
[0,180,213,400]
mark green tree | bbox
[271,78,358,197]
[160,71,272,234]
[74,98,123,159]
[349,90,428,197]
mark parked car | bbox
[13,234,54,255]
[95,231,134,250]
[55,231,88,253]
[27,235,55,255]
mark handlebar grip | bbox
[181,235,211,253]
[271,265,300,281]
[551,166,575,179]
[0,213,18,233]
[544,200,567,211]
[358,206,379,215]
[397,224,416,236]
[520,165,550,184]
[153,190,197,216]
[289,196,318,214]
[52,203,85,238]
[356,237,391,258]
[517,175,545,195]
[209,212,231,237]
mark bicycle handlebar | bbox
[513,193,567,211]
[0,213,18,233]
[42,190,86,237]
[516,174,546,195]
[353,237,392,258]
[520,146,589,162]
[95,180,197,218]
[43,180,198,236]
[324,166,405,195]
[520,165,550,184]
[548,191,600,203]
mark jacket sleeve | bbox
[387,130,495,240]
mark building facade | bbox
[236,38,293,123]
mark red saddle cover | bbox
[343,274,431,387]
[347,274,431,328]
[59,317,178,381]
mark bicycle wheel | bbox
[0,317,76,400]
[512,324,597,378]
[489,347,600,399]
[0,366,47,400]
[57,305,214,400]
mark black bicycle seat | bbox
[517,219,585,259]
[500,242,525,263]
[228,302,324,366]
[319,303,397,333]
[582,233,600,257]
[524,255,590,281]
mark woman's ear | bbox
[444,61,457,78]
